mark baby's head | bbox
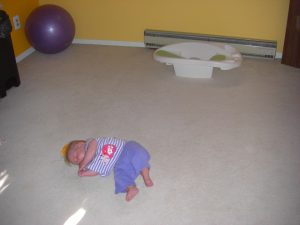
[64,140,86,165]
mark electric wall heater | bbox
[144,29,277,59]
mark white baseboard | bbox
[73,39,284,60]
[73,39,145,48]
[16,47,35,63]
[16,41,281,61]
[275,52,282,59]
[15,40,144,62]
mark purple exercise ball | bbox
[25,4,75,54]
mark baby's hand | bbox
[77,169,98,177]
[78,170,85,177]
[79,162,87,172]
[78,166,86,176]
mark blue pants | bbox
[114,141,150,194]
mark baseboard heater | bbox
[144,29,277,59]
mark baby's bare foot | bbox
[126,186,139,201]
[141,168,154,187]
[144,177,154,187]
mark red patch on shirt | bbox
[101,144,116,159]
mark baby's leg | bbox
[114,141,153,201]
[125,141,153,187]
[114,166,136,195]
[141,168,153,187]
[114,148,138,200]
[126,185,139,201]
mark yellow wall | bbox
[1,0,290,57]
[0,0,38,56]
[39,0,289,52]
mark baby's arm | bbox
[79,139,97,171]
[78,169,98,177]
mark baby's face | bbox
[68,142,85,165]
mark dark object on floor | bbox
[0,10,20,98]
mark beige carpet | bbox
[1,44,300,225]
